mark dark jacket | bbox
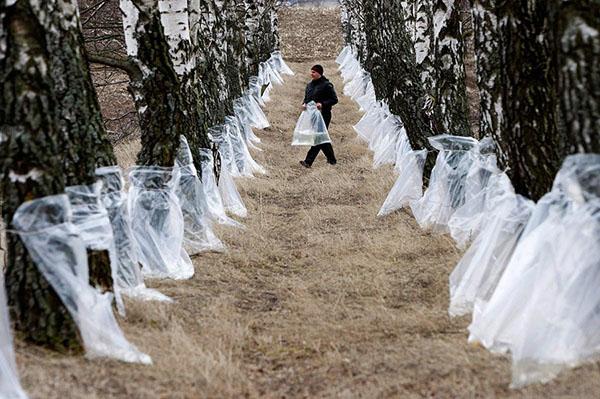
[303,76,338,120]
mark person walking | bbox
[299,65,338,168]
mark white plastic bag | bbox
[411,135,479,233]
[269,50,295,76]
[0,276,28,398]
[448,153,501,249]
[292,101,332,146]
[95,166,171,302]
[65,182,125,316]
[12,194,151,364]
[218,162,248,218]
[468,154,600,388]
[209,124,240,177]
[198,148,244,228]
[336,45,352,65]
[378,150,428,217]
[175,136,225,254]
[353,102,386,143]
[448,173,533,317]
[128,166,194,280]
[225,116,266,176]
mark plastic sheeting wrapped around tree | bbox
[292,101,332,146]
[0,276,28,398]
[209,124,239,177]
[12,194,151,364]
[198,148,244,229]
[378,150,428,217]
[468,154,600,388]
[175,136,225,254]
[95,166,171,302]
[269,50,295,76]
[448,173,533,317]
[65,182,125,316]
[225,116,267,176]
[127,166,194,280]
[411,135,479,233]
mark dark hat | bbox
[311,64,324,75]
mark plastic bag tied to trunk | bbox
[269,50,295,76]
[198,147,244,229]
[127,166,194,280]
[292,101,332,146]
[225,116,266,176]
[468,154,600,388]
[175,136,225,254]
[12,194,151,364]
[65,181,125,316]
[378,150,428,217]
[411,135,479,233]
[0,276,28,398]
[95,166,172,302]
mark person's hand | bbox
[316,102,323,110]
[301,103,306,110]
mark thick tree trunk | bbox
[495,0,563,200]
[471,0,502,140]
[431,0,471,136]
[552,0,600,154]
[0,0,79,350]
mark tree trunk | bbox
[0,0,79,351]
[431,0,471,136]
[495,0,564,200]
[552,0,600,154]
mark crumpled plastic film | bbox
[198,148,245,229]
[269,50,295,76]
[65,181,125,316]
[261,61,284,86]
[128,166,194,280]
[12,194,151,364]
[234,96,268,137]
[372,117,405,169]
[0,276,28,398]
[468,154,600,388]
[336,45,352,65]
[225,116,266,176]
[95,166,172,302]
[292,101,332,146]
[248,76,265,107]
[354,102,386,143]
[356,81,377,112]
[378,150,428,217]
[411,135,479,233]
[448,152,501,249]
[175,136,225,254]
[448,173,533,317]
[369,113,398,152]
[209,124,240,177]
[218,159,248,218]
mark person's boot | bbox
[299,160,311,168]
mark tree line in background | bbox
[340,0,599,200]
[0,0,280,350]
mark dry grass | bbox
[13,7,600,399]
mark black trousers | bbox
[304,111,337,165]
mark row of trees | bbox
[0,0,280,350]
[340,0,599,200]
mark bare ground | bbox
[13,7,600,399]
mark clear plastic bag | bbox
[209,124,240,177]
[65,182,125,316]
[269,50,295,76]
[411,135,479,233]
[218,160,248,218]
[95,166,171,302]
[353,102,387,143]
[225,116,266,176]
[127,166,194,280]
[175,136,225,254]
[378,150,428,217]
[12,194,151,364]
[247,76,265,107]
[372,116,405,169]
[292,101,332,146]
[448,173,533,317]
[0,276,28,398]
[198,148,244,228]
[356,81,376,112]
[336,45,352,65]
[448,153,501,249]
[234,95,269,131]
[468,154,600,388]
